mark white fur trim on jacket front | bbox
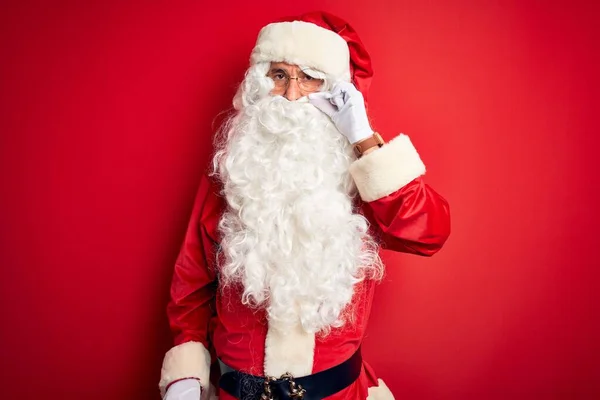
[264,321,316,377]
[367,379,396,399]
[251,21,351,81]
[349,134,426,202]
[159,341,211,398]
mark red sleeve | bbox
[167,174,224,347]
[362,176,451,256]
[159,174,224,394]
[348,134,451,256]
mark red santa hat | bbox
[250,11,374,105]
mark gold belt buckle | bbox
[261,376,276,400]
[261,372,306,400]
[281,372,306,399]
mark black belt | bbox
[218,348,362,400]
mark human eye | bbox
[299,72,314,81]
[269,70,287,81]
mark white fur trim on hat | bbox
[367,379,396,399]
[159,341,211,397]
[251,21,351,81]
[349,134,427,202]
[264,321,315,377]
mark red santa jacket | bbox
[159,134,451,400]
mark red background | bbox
[1,1,599,399]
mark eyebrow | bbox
[268,68,316,79]
[269,68,287,74]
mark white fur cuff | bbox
[367,379,396,399]
[349,134,426,202]
[251,21,351,81]
[159,341,211,397]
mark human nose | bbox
[284,77,302,101]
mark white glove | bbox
[308,81,374,144]
[164,379,201,400]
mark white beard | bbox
[213,95,382,334]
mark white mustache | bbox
[271,95,310,103]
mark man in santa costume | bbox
[159,11,450,400]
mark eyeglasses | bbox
[267,69,324,93]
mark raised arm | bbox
[350,134,451,256]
